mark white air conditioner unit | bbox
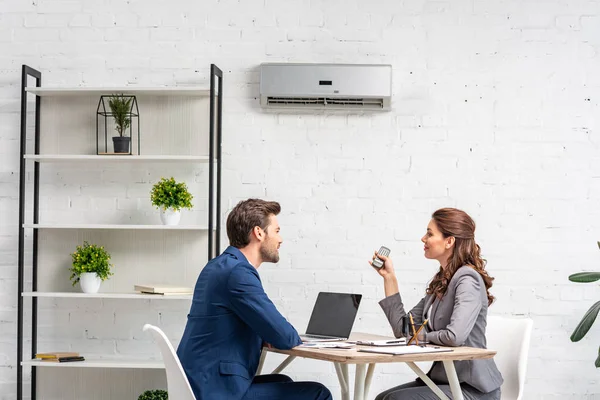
[260,63,392,111]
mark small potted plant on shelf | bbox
[108,94,133,154]
[150,177,194,226]
[69,241,114,294]
[138,389,168,400]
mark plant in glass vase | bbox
[69,241,114,294]
[150,177,194,226]
[108,94,133,154]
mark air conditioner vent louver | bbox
[266,97,384,109]
[260,63,392,111]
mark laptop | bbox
[299,292,362,342]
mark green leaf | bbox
[596,347,600,368]
[569,272,600,283]
[597,241,600,250]
[571,301,600,342]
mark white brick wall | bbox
[1,0,600,398]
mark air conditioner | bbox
[260,63,392,111]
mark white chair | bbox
[486,316,533,400]
[143,324,196,400]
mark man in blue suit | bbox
[177,199,332,400]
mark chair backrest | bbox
[486,316,533,400]
[143,324,196,400]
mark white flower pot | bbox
[160,208,181,226]
[79,272,102,294]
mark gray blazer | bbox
[379,266,503,394]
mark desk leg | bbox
[442,361,464,400]
[406,362,450,400]
[272,355,296,374]
[364,363,376,398]
[256,349,267,375]
[354,364,367,400]
[334,363,350,400]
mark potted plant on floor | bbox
[568,241,600,367]
[150,177,194,226]
[138,390,168,400]
[108,94,133,154]
[69,241,114,294]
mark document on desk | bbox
[355,338,407,346]
[299,342,355,349]
[358,346,453,355]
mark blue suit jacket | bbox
[177,246,302,400]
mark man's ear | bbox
[445,236,455,249]
[252,226,264,242]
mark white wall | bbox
[1,0,599,398]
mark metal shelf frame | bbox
[17,64,223,399]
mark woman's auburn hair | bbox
[425,208,496,306]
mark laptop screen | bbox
[305,292,362,338]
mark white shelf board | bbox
[22,357,165,369]
[26,87,210,97]
[24,154,210,162]
[23,224,208,230]
[22,292,192,300]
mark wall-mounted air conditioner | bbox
[259,63,392,111]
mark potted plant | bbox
[568,241,600,367]
[138,390,168,400]
[108,94,133,154]
[69,241,114,294]
[150,177,194,225]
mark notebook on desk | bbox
[299,292,362,342]
[358,346,453,355]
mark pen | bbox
[407,319,429,346]
[408,313,417,344]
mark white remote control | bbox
[372,246,391,268]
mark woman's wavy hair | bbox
[425,208,496,306]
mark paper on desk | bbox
[358,346,453,355]
[355,338,407,346]
[298,342,355,349]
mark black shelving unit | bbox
[17,64,223,400]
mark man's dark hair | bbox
[226,199,281,248]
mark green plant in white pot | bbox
[568,241,600,368]
[69,242,114,294]
[150,177,193,226]
[108,94,133,154]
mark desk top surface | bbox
[267,333,497,364]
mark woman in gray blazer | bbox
[373,208,503,400]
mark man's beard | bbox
[260,242,279,263]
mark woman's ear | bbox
[445,236,455,249]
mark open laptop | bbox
[300,292,362,342]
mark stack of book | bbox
[35,352,85,363]
[134,284,193,296]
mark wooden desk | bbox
[258,333,496,400]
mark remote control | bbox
[372,246,390,268]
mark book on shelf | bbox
[41,356,85,363]
[35,352,85,362]
[134,284,193,295]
